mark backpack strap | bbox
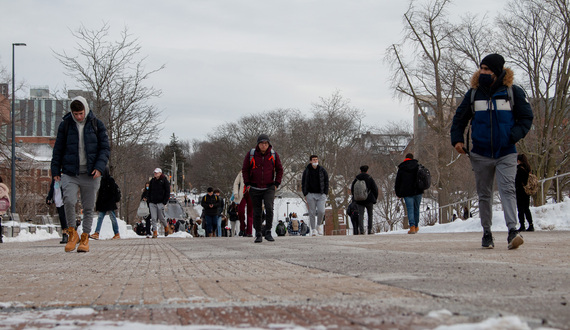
[507,86,514,110]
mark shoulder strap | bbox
[507,86,515,110]
[470,88,477,115]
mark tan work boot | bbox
[89,232,99,240]
[65,227,80,252]
[407,226,416,234]
[164,225,171,237]
[415,226,420,233]
[152,230,158,238]
[77,233,90,253]
[112,233,120,240]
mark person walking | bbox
[213,189,224,237]
[346,199,359,235]
[90,167,121,240]
[350,165,379,235]
[148,168,171,238]
[46,178,68,244]
[201,187,220,237]
[450,53,533,249]
[50,96,110,253]
[301,155,329,236]
[241,134,283,243]
[516,154,534,232]
[232,171,253,237]
[395,153,425,234]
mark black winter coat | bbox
[395,159,424,198]
[50,110,110,177]
[515,164,530,199]
[201,193,221,216]
[148,175,170,204]
[96,175,119,212]
[351,173,378,205]
[301,164,329,196]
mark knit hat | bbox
[480,54,505,77]
[154,168,162,173]
[257,134,270,144]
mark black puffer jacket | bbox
[395,159,424,197]
[50,96,110,177]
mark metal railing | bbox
[431,171,569,224]
[540,172,570,203]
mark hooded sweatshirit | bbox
[51,96,110,177]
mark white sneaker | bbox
[317,225,324,235]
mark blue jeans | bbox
[204,215,216,236]
[404,194,422,227]
[216,215,222,237]
[95,210,119,235]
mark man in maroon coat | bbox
[242,134,284,243]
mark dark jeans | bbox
[357,203,374,234]
[249,187,276,235]
[350,216,359,235]
[204,215,217,235]
[57,206,67,230]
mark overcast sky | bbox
[1,0,498,143]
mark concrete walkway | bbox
[0,231,569,329]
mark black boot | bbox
[527,224,534,232]
[60,233,69,244]
[264,230,275,242]
[254,233,262,243]
[517,224,526,232]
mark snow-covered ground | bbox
[1,199,568,329]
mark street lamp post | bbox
[11,42,26,214]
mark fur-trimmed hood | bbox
[470,67,514,89]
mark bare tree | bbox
[499,0,570,204]
[385,0,466,223]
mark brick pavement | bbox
[1,232,569,328]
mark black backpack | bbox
[417,164,431,191]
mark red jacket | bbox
[241,144,283,189]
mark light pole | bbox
[286,202,290,220]
[11,42,26,214]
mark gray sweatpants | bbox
[61,173,101,235]
[306,193,326,230]
[149,203,168,232]
[470,152,518,232]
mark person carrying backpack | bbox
[350,165,379,235]
[241,134,283,243]
[451,53,533,250]
[275,220,287,236]
[395,153,424,234]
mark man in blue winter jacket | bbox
[450,54,533,250]
[51,96,110,253]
